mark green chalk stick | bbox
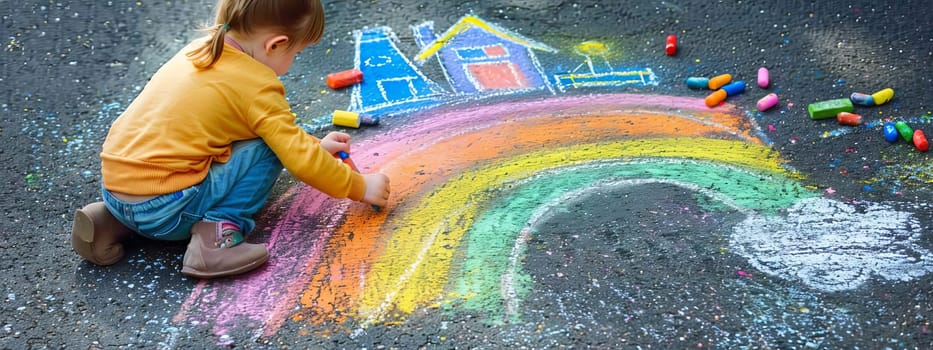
[807,98,854,120]
[894,121,914,142]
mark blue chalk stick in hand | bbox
[336,151,381,211]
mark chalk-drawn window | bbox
[456,45,510,61]
[483,45,507,58]
[377,77,418,102]
[364,55,393,68]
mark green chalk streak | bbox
[448,159,814,322]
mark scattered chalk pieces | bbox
[884,121,928,153]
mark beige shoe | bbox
[71,202,132,266]
[181,221,268,279]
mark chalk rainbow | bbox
[172,93,821,337]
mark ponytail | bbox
[186,23,228,69]
[186,0,325,69]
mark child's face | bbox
[264,42,310,76]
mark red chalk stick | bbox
[914,130,929,152]
[665,34,677,56]
[326,68,363,89]
[836,112,862,126]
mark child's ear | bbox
[264,35,290,53]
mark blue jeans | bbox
[102,139,284,241]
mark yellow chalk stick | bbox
[871,88,894,106]
[333,110,361,128]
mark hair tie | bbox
[222,23,230,32]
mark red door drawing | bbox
[467,62,530,91]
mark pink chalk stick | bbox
[757,93,778,111]
[757,67,770,89]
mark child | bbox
[71,0,390,279]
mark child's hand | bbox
[320,132,351,154]
[362,173,390,207]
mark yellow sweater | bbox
[101,40,365,201]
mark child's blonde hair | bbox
[187,0,325,68]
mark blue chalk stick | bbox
[685,77,710,89]
[360,114,380,126]
[721,81,746,96]
[850,92,875,106]
[883,122,899,143]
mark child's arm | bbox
[257,117,366,201]
[248,85,374,202]
[321,132,390,207]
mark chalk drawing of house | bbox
[553,41,657,92]
[349,27,446,115]
[412,15,557,95]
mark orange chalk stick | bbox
[708,74,732,90]
[326,68,363,89]
[705,89,727,107]
[836,112,862,126]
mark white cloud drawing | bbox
[730,197,933,292]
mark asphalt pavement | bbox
[2,0,932,348]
